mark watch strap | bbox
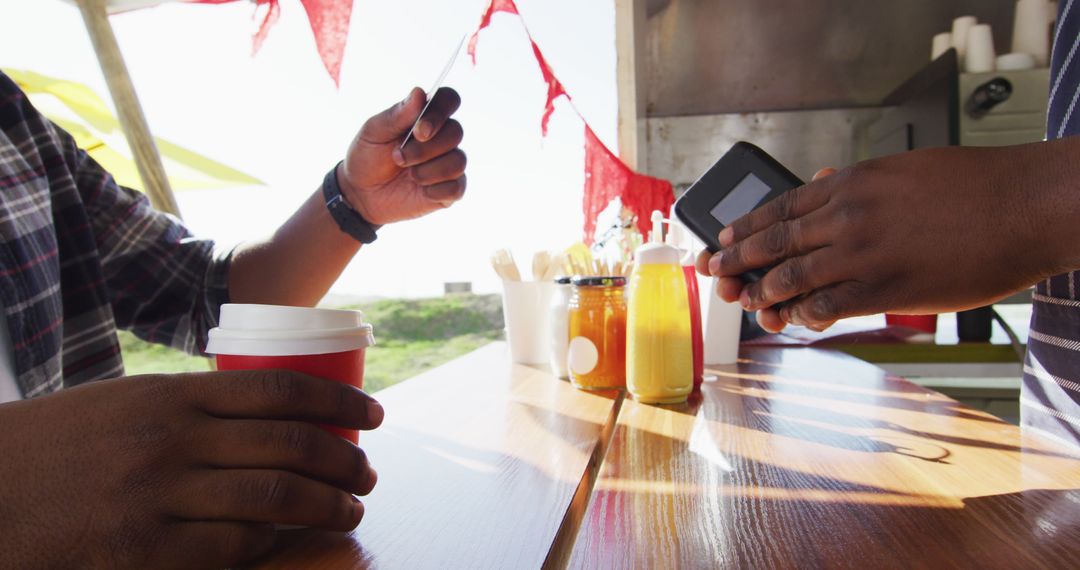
[323,162,381,244]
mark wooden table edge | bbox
[541,390,625,569]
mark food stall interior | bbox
[619,0,1046,423]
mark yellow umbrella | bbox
[4,68,263,192]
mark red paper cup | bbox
[885,313,938,334]
[206,304,375,444]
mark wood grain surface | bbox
[249,343,620,569]
[568,347,1080,569]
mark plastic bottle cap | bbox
[650,210,665,244]
[637,210,682,265]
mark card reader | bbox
[674,142,804,285]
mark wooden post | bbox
[76,0,182,217]
[614,0,647,172]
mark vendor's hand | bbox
[0,370,383,569]
[697,146,1055,332]
[338,87,467,225]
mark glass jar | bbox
[567,276,627,390]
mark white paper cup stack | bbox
[951,15,978,67]
[932,32,953,60]
[1012,0,1054,67]
[966,24,997,73]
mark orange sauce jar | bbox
[567,276,627,390]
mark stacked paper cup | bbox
[932,32,953,60]
[966,24,997,73]
[951,16,978,67]
[1012,0,1055,67]
[936,3,1056,70]
[933,16,1013,73]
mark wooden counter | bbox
[251,343,620,569]
[253,343,1080,569]
[568,348,1080,569]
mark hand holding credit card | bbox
[336,32,468,226]
[400,34,467,149]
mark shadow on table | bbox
[710,363,1007,425]
[573,486,1080,568]
[607,410,926,499]
[644,390,912,461]
[645,372,1078,462]
[737,394,1080,462]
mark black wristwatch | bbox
[323,162,381,244]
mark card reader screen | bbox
[709,173,771,226]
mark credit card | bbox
[400,34,467,149]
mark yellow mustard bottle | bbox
[626,211,694,404]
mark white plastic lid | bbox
[996,52,1036,71]
[635,242,681,265]
[206,304,375,356]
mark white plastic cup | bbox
[951,15,978,66]
[965,24,997,73]
[932,32,953,60]
[502,281,554,364]
[701,276,743,365]
[1012,0,1054,67]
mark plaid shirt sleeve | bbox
[66,144,233,355]
[2,71,233,397]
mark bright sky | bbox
[0,0,618,300]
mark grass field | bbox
[119,294,505,393]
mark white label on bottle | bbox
[568,336,599,376]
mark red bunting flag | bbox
[468,0,568,137]
[468,0,674,243]
[528,39,569,138]
[195,0,353,86]
[583,126,674,243]
[298,0,352,85]
[467,0,519,64]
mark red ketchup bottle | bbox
[682,262,704,390]
[667,222,705,390]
